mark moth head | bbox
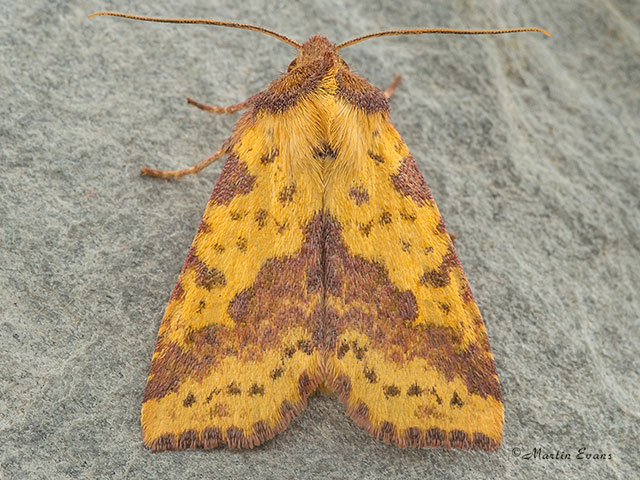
[288,35,348,72]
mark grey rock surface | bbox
[1,1,638,479]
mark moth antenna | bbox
[337,27,551,50]
[89,11,302,49]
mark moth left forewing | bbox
[324,80,503,450]
[141,90,329,451]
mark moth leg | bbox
[384,74,403,99]
[186,97,251,114]
[449,232,458,243]
[141,147,226,179]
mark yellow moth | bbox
[91,11,549,451]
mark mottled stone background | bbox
[1,1,638,479]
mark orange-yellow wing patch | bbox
[141,101,328,451]
[322,97,504,450]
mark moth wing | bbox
[141,110,325,450]
[323,102,504,450]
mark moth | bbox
[91,12,549,452]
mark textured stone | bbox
[1,1,638,479]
